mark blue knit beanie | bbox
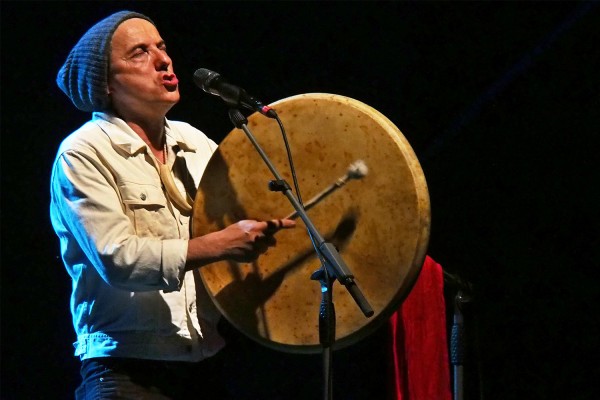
[56,11,154,112]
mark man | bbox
[51,10,294,399]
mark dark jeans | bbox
[75,355,231,400]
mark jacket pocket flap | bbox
[119,182,166,207]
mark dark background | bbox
[2,1,599,399]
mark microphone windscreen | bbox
[193,68,218,91]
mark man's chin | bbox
[164,92,181,106]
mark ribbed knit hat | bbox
[56,11,154,112]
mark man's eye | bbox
[131,48,148,58]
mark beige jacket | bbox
[50,112,224,361]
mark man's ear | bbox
[106,67,113,95]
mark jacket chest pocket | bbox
[119,182,173,237]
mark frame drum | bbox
[192,93,430,353]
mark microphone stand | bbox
[444,271,472,400]
[227,109,374,400]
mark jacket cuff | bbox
[161,239,188,292]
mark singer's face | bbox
[108,18,180,118]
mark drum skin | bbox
[192,93,430,353]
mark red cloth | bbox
[389,256,452,400]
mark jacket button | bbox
[140,193,147,201]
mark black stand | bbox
[445,271,472,400]
[311,268,335,399]
[451,291,467,400]
[228,109,374,400]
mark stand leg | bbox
[323,346,332,400]
[313,268,336,400]
[451,290,469,400]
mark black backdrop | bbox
[1,1,599,399]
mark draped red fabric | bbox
[389,256,452,400]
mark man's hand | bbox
[186,219,296,269]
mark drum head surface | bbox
[193,93,430,353]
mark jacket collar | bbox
[92,112,197,156]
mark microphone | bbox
[193,68,276,118]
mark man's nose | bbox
[153,49,171,71]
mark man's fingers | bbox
[239,219,296,234]
[278,218,296,229]
[264,219,296,234]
